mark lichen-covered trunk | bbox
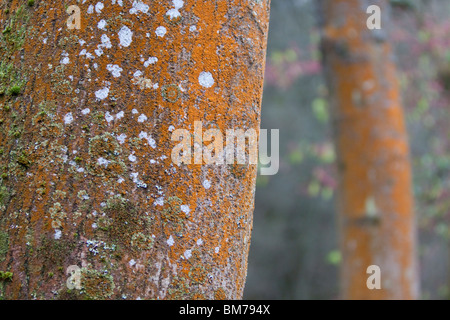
[319,0,419,299]
[0,0,270,299]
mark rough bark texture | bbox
[319,0,419,299]
[0,0,270,299]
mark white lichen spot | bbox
[130,1,149,14]
[116,111,124,119]
[132,109,139,114]
[168,125,175,132]
[61,56,70,65]
[95,2,104,13]
[214,246,220,254]
[92,223,97,229]
[166,8,181,19]
[97,19,107,30]
[139,132,157,148]
[54,229,62,240]
[95,47,104,56]
[203,179,211,189]
[189,25,197,32]
[184,250,192,259]
[97,157,110,167]
[166,0,184,19]
[137,114,148,123]
[106,64,123,78]
[167,235,175,247]
[129,259,136,267]
[81,108,90,115]
[117,133,127,144]
[128,154,137,162]
[118,26,133,47]
[101,34,112,49]
[87,5,94,14]
[105,111,114,123]
[117,177,125,183]
[64,113,74,125]
[144,57,158,67]
[196,239,203,246]
[198,71,215,88]
[95,87,109,100]
[180,205,190,215]
[155,26,167,38]
[154,197,164,206]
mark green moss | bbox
[37,236,75,267]
[80,268,115,300]
[102,196,141,248]
[167,276,189,299]
[0,62,24,96]
[50,66,73,95]
[0,231,8,262]
[7,84,21,96]
[161,196,186,236]
[0,186,10,211]
[27,0,35,6]
[16,151,31,168]
[130,232,154,250]
[49,202,66,229]
[87,133,126,177]
[0,5,31,53]
[57,34,79,50]
[0,271,13,281]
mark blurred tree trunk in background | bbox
[319,0,419,299]
[0,0,270,299]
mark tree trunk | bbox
[0,0,270,300]
[319,0,419,299]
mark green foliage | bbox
[312,98,329,123]
[326,250,341,265]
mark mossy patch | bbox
[0,186,10,210]
[50,65,73,95]
[0,271,13,281]
[161,196,186,236]
[0,231,8,262]
[87,133,126,177]
[36,235,75,269]
[0,62,25,96]
[49,202,66,229]
[101,195,152,253]
[16,151,31,168]
[0,4,31,53]
[80,268,115,300]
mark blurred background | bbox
[244,0,450,300]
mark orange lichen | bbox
[321,0,418,299]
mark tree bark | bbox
[0,0,270,300]
[319,0,419,299]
